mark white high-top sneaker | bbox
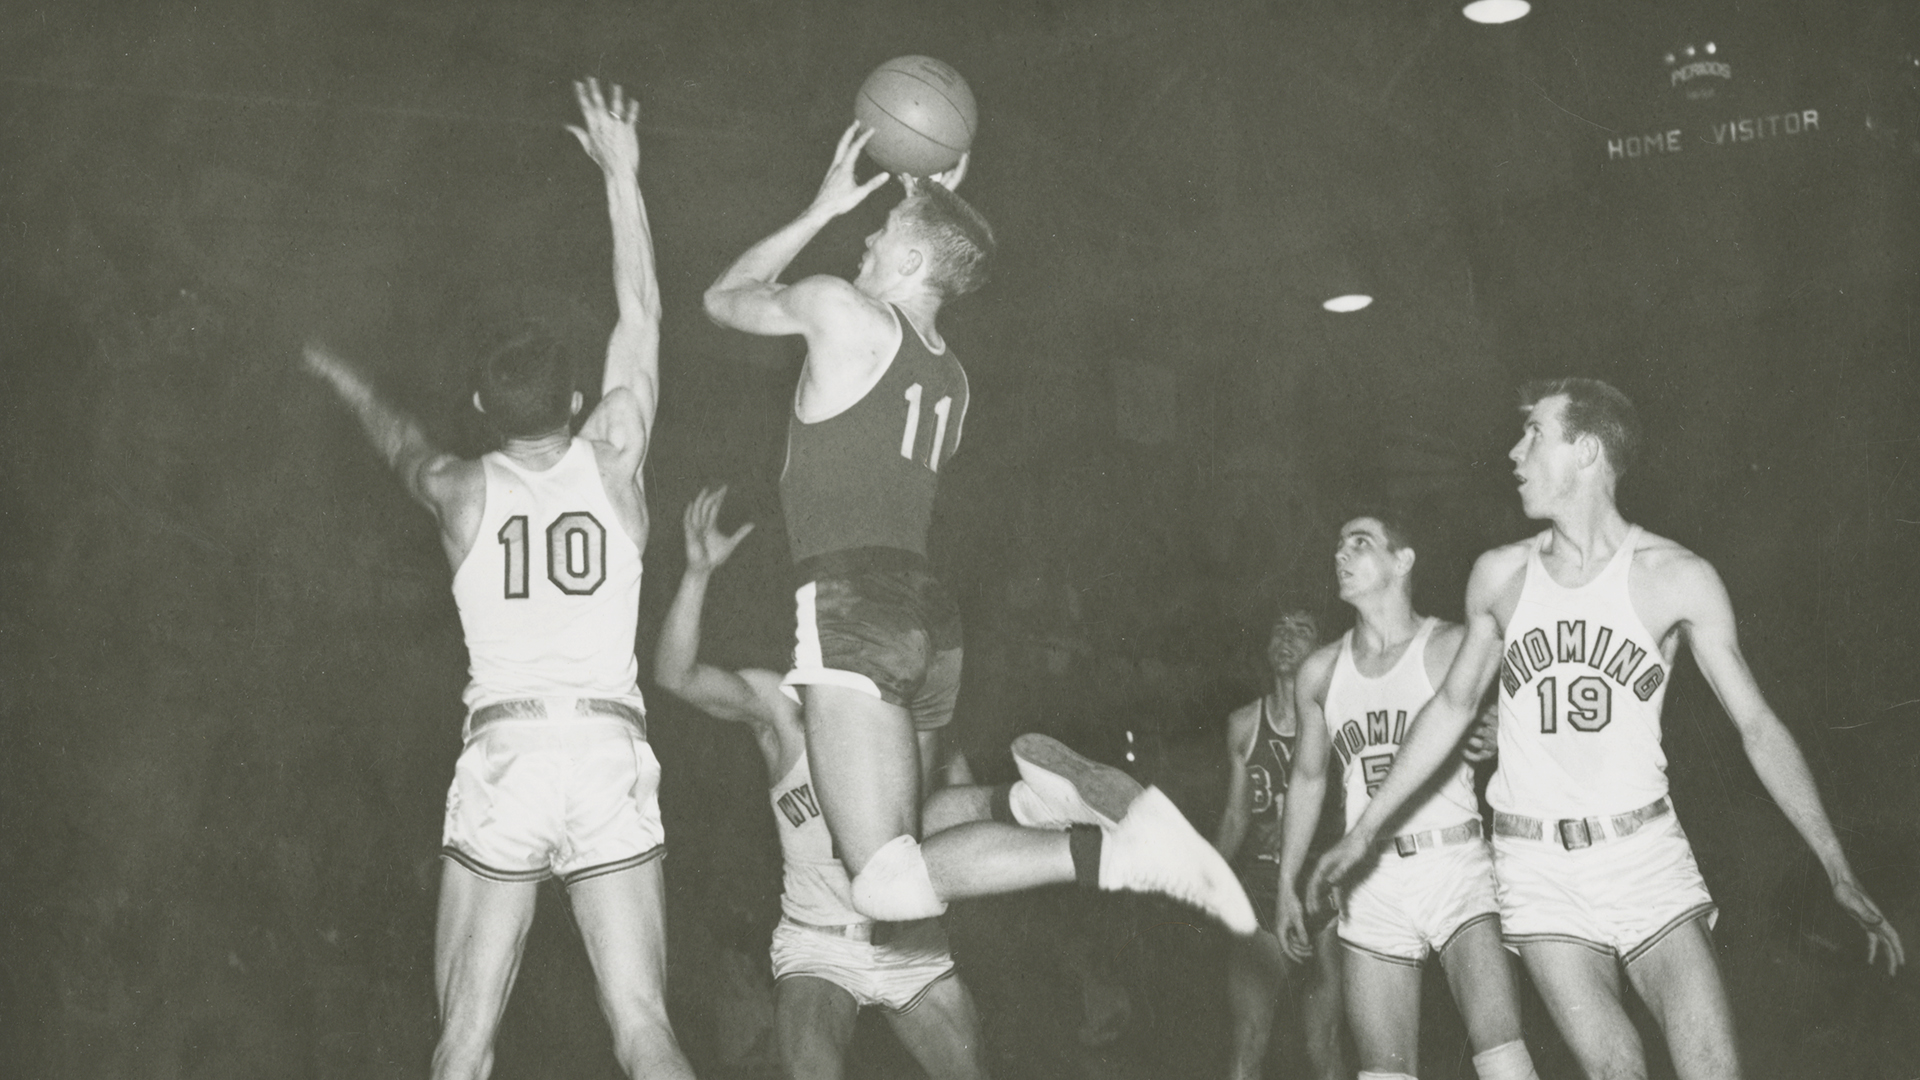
[1009,733,1143,828]
[1099,787,1258,935]
[1010,734,1256,934]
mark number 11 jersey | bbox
[1492,526,1672,819]
[780,305,969,564]
[451,438,643,710]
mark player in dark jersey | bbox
[703,124,1253,936]
[1215,610,1348,1080]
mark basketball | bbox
[853,56,977,176]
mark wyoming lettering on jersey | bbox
[1498,617,1668,723]
[775,781,822,829]
[1324,617,1477,835]
[1490,526,1676,818]
[1329,708,1411,776]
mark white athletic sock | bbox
[1472,1039,1540,1080]
[1006,779,1054,827]
[1357,1071,1417,1080]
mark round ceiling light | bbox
[1323,294,1374,313]
[1462,0,1530,25]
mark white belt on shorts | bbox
[467,697,646,739]
[1492,796,1670,850]
[1376,818,1482,858]
[783,915,874,942]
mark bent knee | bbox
[850,835,948,921]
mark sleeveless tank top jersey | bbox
[768,752,862,926]
[780,305,969,563]
[1323,618,1478,835]
[450,438,644,711]
[1491,526,1672,818]
[1238,695,1299,863]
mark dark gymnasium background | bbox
[1,1,1916,1077]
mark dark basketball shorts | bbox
[784,548,962,732]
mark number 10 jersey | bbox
[1492,526,1672,819]
[451,438,643,711]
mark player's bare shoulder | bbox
[1425,619,1468,683]
[1464,537,1534,621]
[1627,528,1728,639]
[1296,639,1343,705]
[1225,696,1262,749]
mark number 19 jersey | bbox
[450,438,643,711]
[1492,526,1671,818]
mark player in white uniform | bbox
[303,81,693,1080]
[1310,380,1904,1080]
[654,487,991,1080]
[1278,515,1538,1080]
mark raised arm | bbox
[569,78,660,467]
[651,486,765,725]
[1277,647,1338,959]
[302,343,465,519]
[1679,556,1905,974]
[1214,705,1255,860]
[702,122,890,339]
[1308,551,1513,897]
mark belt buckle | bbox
[1394,834,1420,858]
[1557,818,1593,850]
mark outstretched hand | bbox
[1832,878,1905,976]
[809,122,891,220]
[683,485,755,573]
[567,76,640,176]
[898,151,971,196]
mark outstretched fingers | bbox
[1836,880,1905,975]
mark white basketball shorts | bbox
[441,705,665,885]
[1491,812,1715,963]
[1339,830,1501,965]
[770,917,957,1013]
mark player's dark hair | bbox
[1520,377,1641,479]
[1340,504,1420,589]
[901,182,995,300]
[475,325,575,439]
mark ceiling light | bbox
[1323,294,1374,313]
[1462,0,1530,25]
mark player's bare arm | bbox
[1662,546,1906,974]
[1214,702,1259,858]
[568,78,660,515]
[1276,643,1339,955]
[703,122,892,345]
[301,343,483,560]
[652,486,769,727]
[1307,544,1523,898]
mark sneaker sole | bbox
[1011,734,1144,826]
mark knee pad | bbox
[849,835,948,921]
[1472,1039,1539,1080]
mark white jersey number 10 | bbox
[498,512,607,598]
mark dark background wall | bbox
[1,1,1916,1077]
